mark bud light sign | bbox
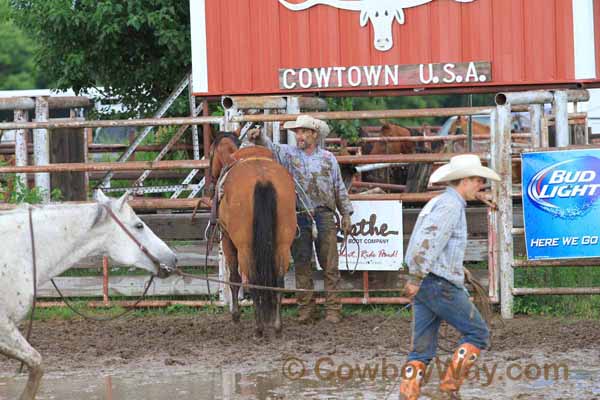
[522,149,600,260]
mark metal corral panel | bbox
[190,0,598,96]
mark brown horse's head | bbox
[380,122,417,154]
[208,132,240,182]
[206,132,240,198]
[447,116,492,153]
[452,116,490,136]
[358,123,416,156]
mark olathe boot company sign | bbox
[190,0,597,95]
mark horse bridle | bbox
[21,204,172,330]
[100,203,175,274]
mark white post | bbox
[553,91,569,147]
[528,104,542,149]
[541,117,550,148]
[222,106,240,133]
[286,96,299,146]
[219,105,239,307]
[496,102,514,319]
[272,118,281,144]
[14,109,28,188]
[33,97,50,202]
[488,109,500,302]
[189,72,201,161]
[264,109,273,141]
[218,242,231,306]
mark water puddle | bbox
[0,364,598,399]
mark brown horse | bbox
[341,122,428,191]
[360,122,418,156]
[209,133,297,336]
[442,115,492,153]
[443,116,523,184]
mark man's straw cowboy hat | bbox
[429,154,501,184]
[283,115,330,138]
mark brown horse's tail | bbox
[251,180,278,324]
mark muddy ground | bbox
[1,313,599,399]
[1,312,599,372]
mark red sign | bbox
[190,0,599,96]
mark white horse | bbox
[0,190,177,400]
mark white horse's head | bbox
[93,190,177,278]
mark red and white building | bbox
[190,0,600,96]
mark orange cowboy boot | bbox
[399,360,426,400]
[439,343,481,394]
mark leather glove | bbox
[341,214,352,235]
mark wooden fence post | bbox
[14,109,28,187]
[33,97,50,202]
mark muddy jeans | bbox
[292,208,341,311]
[408,273,489,364]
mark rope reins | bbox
[174,268,406,294]
[49,276,155,322]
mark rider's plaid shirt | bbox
[405,187,467,287]
[259,137,353,217]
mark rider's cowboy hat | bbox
[283,115,330,138]
[429,154,501,184]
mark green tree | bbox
[0,0,47,89]
[9,0,191,115]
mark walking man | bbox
[248,115,353,324]
[399,154,500,399]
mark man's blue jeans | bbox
[408,273,489,365]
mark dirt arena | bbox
[1,313,599,399]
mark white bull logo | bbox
[279,0,475,52]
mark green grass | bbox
[513,266,600,319]
[32,300,225,321]
[57,265,218,277]
[31,299,414,322]
[59,267,147,277]
[32,302,130,321]
[341,304,412,319]
[461,260,600,319]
